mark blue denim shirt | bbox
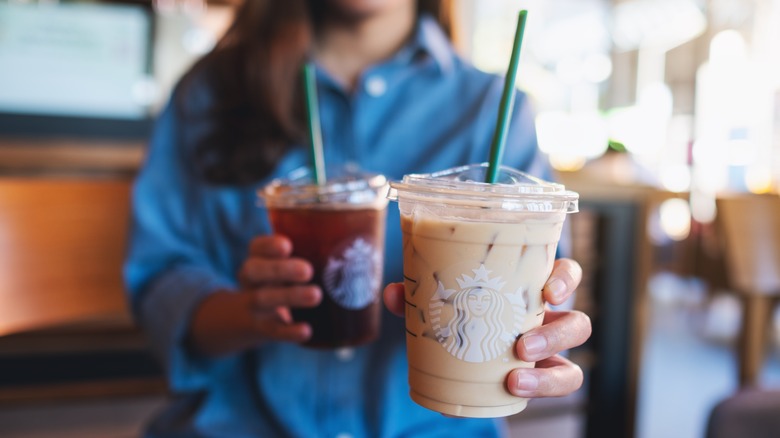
[125,15,552,438]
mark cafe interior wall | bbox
[460,0,780,230]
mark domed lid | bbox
[260,165,388,208]
[388,163,578,213]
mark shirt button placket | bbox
[353,74,387,165]
[328,348,356,438]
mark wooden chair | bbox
[716,194,780,387]
[705,388,780,438]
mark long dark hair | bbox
[179,0,454,185]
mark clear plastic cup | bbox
[388,163,578,417]
[260,166,389,348]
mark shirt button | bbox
[365,76,387,97]
[335,347,355,362]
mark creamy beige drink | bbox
[388,164,578,418]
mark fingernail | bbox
[546,278,566,301]
[301,324,313,340]
[297,263,313,280]
[308,286,322,303]
[523,334,547,355]
[516,372,539,391]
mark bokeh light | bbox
[536,111,609,169]
[659,198,692,241]
[659,164,692,193]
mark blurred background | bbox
[0,0,779,437]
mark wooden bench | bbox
[0,178,164,402]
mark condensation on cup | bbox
[388,163,579,418]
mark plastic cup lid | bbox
[387,163,578,213]
[259,165,388,208]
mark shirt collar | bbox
[315,13,457,92]
[401,13,456,74]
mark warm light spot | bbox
[659,164,692,193]
[536,111,609,160]
[549,154,586,172]
[607,84,672,158]
[745,167,773,194]
[659,198,691,241]
[638,83,674,120]
[583,53,613,84]
[710,30,747,68]
[690,192,717,224]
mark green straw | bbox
[303,62,326,185]
[485,10,528,184]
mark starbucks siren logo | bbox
[324,238,381,309]
[430,264,527,363]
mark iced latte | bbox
[388,164,578,418]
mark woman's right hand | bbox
[187,235,322,357]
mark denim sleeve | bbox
[124,97,232,391]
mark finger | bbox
[275,306,293,324]
[543,258,583,305]
[250,285,322,310]
[516,310,591,362]
[383,283,405,317]
[248,235,293,258]
[254,317,313,343]
[239,257,313,285]
[507,355,584,398]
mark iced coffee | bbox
[388,163,578,418]
[261,167,389,348]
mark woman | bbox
[125,0,591,436]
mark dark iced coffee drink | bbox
[261,168,388,348]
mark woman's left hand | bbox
[383,258,591,399]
